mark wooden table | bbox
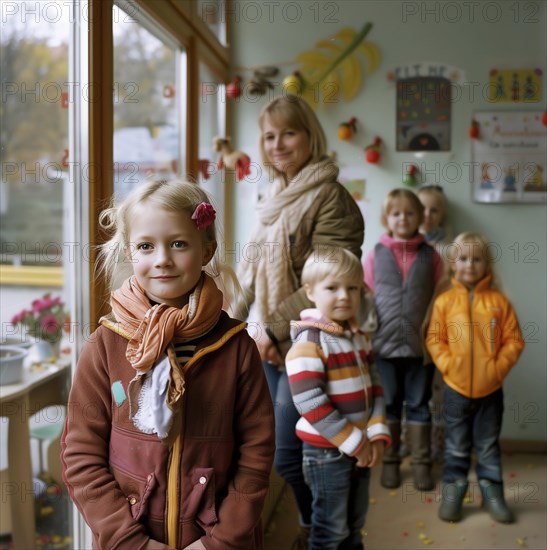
[0,358,70,549]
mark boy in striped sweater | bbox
[286,247,391,550]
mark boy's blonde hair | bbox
[259,95,327,178]
[381,188,425,229]
[97,179,239,297]
[301,246,364,288]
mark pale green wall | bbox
[229,0,546,441]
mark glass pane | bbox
[0,7,69,268]
[0,3,72,548]
[113,5,182,200]
[199,62,225,217]
[197,0,227,46]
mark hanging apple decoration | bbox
[403,164,418,186]
[365,136,382,163]
[283,71,304,95]
[542,111,547,126]
[163,84,175,98]
[469,119,480,139]
[338,117,358,141]
[226,76,242,100]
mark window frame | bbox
[88,0,231,321]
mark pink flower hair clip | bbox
[191,202,216,230]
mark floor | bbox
[265,452,547,550]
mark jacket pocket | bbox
[186,467,218,528]
[109,460,158,521]
[126,472,157,521]
[109,424,166,521]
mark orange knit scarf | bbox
[111,272,223,370]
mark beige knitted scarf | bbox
[235,157,339,321]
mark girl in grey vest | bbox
[364,189,443,491]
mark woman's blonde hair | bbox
[258,95,327,179]
[381,188,425,229]
[97,179,240,300]
[301,246,364,288]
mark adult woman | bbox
[232,95,364,549]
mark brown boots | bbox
[381,421,401,488]
[407,423,434,490]
[382,422,435,490]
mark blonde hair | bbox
[437,231,499,293]
[97,179,240,299]
[417,185,447,226]
[381,188,425,229]
[301,246,364,288]
[258,95,327,179]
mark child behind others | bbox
[426,231,525,523]
[286,247,391,550]
[61,179,275,549]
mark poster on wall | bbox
[487,68,542,103]
[472,111,547,203]
[396,76,452,151]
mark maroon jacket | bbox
[61,312,275,549]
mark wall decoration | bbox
[283,72,304,95]
[226,76,242,99]
[365,136,382,163]
[291,23,380,108]
[247,66,279,96]
[396,76,451,151]
[403,164,418,186]
[212,137,251,182]
[342,178,366,201]
[488,69,542,103]
[387,62,466,86]
[472,111,546,203]
[338,117,358,141]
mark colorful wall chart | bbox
[488,69,542,103]
[472,111,546,203]
[396,76,452,151]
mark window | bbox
[0,6,69,277]
[198,62,226,219]
[113,4,185,199]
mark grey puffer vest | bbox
[373,242,435,358]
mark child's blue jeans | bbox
[443,385,504,483]
[375,356,434,423]
[303,444,369,550]
[263,361,312,526]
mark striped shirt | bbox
[285,309,390,456]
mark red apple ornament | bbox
[226,76,242,99]
[469,119,480,139]
[365,136,382,163]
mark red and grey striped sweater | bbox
[286,309,391,456]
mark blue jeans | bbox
[303,445,369,550]
[375,356,434,424]
[263,361,312,526]
[443,385,504,484]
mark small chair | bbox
[30,421,64,482]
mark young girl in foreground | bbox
[364,188,443,491]
[61,180,275,549]
[426,232,524,523]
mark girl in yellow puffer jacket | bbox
[426,232,525,525]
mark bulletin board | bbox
[472,111,547,203]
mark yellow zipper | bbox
[167,434,182,547]
[165,321,248,546]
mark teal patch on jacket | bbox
[111,381,126,406]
